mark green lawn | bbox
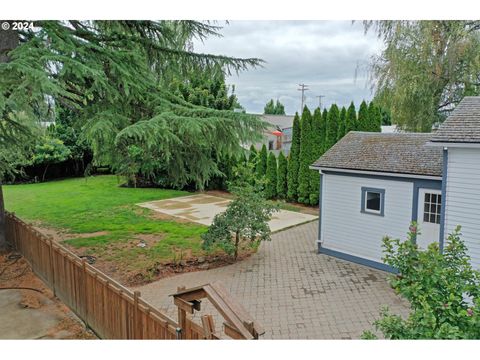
[3,175,208,281]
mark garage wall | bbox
[321,173,414,264]
[445,147,480,270]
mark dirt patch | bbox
[0,250,96,339]
[150,200,192,210]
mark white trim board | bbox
[309,166,442,181]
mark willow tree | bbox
[0,21,266,247]
[365,21,480,132]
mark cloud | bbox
[193,20,383,114]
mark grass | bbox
[3,175,209,280]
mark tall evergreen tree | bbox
[257,144,268,177]
[325,104,340,150]
[287,113,301,201]
[264,98,286,115]
[265,153,278,199]
[309,108,323,205]
[338,106,347,141]
[248,145,258,171]
[357,100,370,131]
[297,106,313,204]
[368,101,382,132]
[276,152,288,199]
[346,101,357,134]
[275,100,286,115]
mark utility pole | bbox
[316,95,325,111]
[297,84,309,113]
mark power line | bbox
[297,84,309,113]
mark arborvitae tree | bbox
[257,144,268,177]
[346,101,357,134]
[297,106,313,204]
[265,153,278,199]
[357,100,370,131]
[338,106,347,141]
[248,145,258,171]
[238,151,248,167]
[287,113,301,201]
[325,104,340,150]
[264,99,286,115]
[368,101,382,132]
[322,109,328,151]
[309,108,323,205]
[276,152,288,199]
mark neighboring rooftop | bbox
[260,114,295,130]
[312,132,443,177]
[431,96,480,143]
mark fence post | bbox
[133,291,141,340]
[48,238,56,296]
[82,258,89,329]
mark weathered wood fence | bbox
[5,211,183,339]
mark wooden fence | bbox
[5,211,183,339]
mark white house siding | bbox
[444,148,480,269]
[321,173,414,263]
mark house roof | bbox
[260,115,294,131]
[312,132,443,177]
[430,96,480,143]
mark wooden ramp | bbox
[172,281,265,340]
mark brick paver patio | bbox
[136,221,409,339]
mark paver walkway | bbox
[137,221,409,339]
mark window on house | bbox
[361,187,385,216]
[423,193,442,224]
[268,140,274,150]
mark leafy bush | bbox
[201,163,278,259]
[32,137,71,181]
[363,223,480,339]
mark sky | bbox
[193,21,384,115]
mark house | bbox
[252,115,294,155]
[310,96,480,272]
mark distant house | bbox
[251,115,294,155]
[310,97,480,271]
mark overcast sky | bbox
[193,21,384,115]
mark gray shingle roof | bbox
[431,96,480,143]
[260,115,294,130]
[312,132,443,177]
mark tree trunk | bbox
[234,231,240,260]
[0,184,7,250]
[0,24,19,251]
[42,164,50,182]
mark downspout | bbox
[439,148,448,253]
[317,171,324,253]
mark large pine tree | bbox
[287,113,301,201]
[276,152,288,199]
[265,152,278,199]
[325,104,340,150]
[346,101,357,134]
[297,106,313,204]
[357,100,370,131]
[338,106,347,141]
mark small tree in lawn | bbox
[363,224,480,339]
[276,152,288,199]
[201,163,278,260]
[32,137,71,182]
[265,152,277,199]
[257,144,268,178]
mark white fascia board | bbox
[426,141,480,149]
[309,166,442,181]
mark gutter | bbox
[309,166,442,181]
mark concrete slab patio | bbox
[138,194,318,232]
[136,221,409,339]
